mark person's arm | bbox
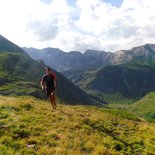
[40,76,45,90]
[54,78,57,88]
[53,74,57,89]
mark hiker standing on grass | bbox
[40,67,57,109]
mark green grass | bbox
[0,95,155,154]
[0,52,44,99]
[0,81,44,98]
[130,91,155,122]
[101,93,136,105]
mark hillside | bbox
[24,44,155,102]
[0,35,100,105]
[130,92,155,122]
[0,52,101,105]
[0,52,44,98]
[0,95,155,154]
[63,64,155,103]
[0,35,26,54]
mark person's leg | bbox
[49,94,55,109]
[47,88,55,109]
[52,91,57,108]
[50,92,57,109]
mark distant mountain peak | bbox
[85,49,106,54]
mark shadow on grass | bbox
[57,107,73,117]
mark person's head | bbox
[45,66,52,75]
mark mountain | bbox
[112,44,155,65]
[64,63,155,102]
[0,95,155,154]
[0,35,44,97]
[0,35,101,105]
[0,35,26,54]
[23,44,155,72]
[23,44,155,102]
[23,47,113,71]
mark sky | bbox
[0,0,155,52]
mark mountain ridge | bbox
[23,43,155,72]
[23,43,155,102]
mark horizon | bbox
[1,33,153,53]
[23,42,154,53]
[0,0,155,52]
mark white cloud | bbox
[0,0,155,52]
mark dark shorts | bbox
[46,87,55,96]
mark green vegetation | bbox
[0,52,45,98]
[0,34,98,105]
[99,93,136,105]
[130,91,155,122]
[128,55,155,66]
[87,64,155,98]
[67,64,155,104]
[0,51,97,105]
[0,35,24,54]
[0,95,155,154]
[1,34,155,154]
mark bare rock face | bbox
[112,44,155,64]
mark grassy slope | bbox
[130,91,155,122]
[0,96,155,154]
[0,52,45,98]
[0,34,100,105]
[0,52,97,105]
[0,35,25,54]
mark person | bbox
[40,67,57,109]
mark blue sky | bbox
[0,0,155,52]
[67,0,76,6]
[103,0,123,7]
[42,0,123,8]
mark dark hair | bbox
[45,66,51,71]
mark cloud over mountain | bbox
[0,0,155,52]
